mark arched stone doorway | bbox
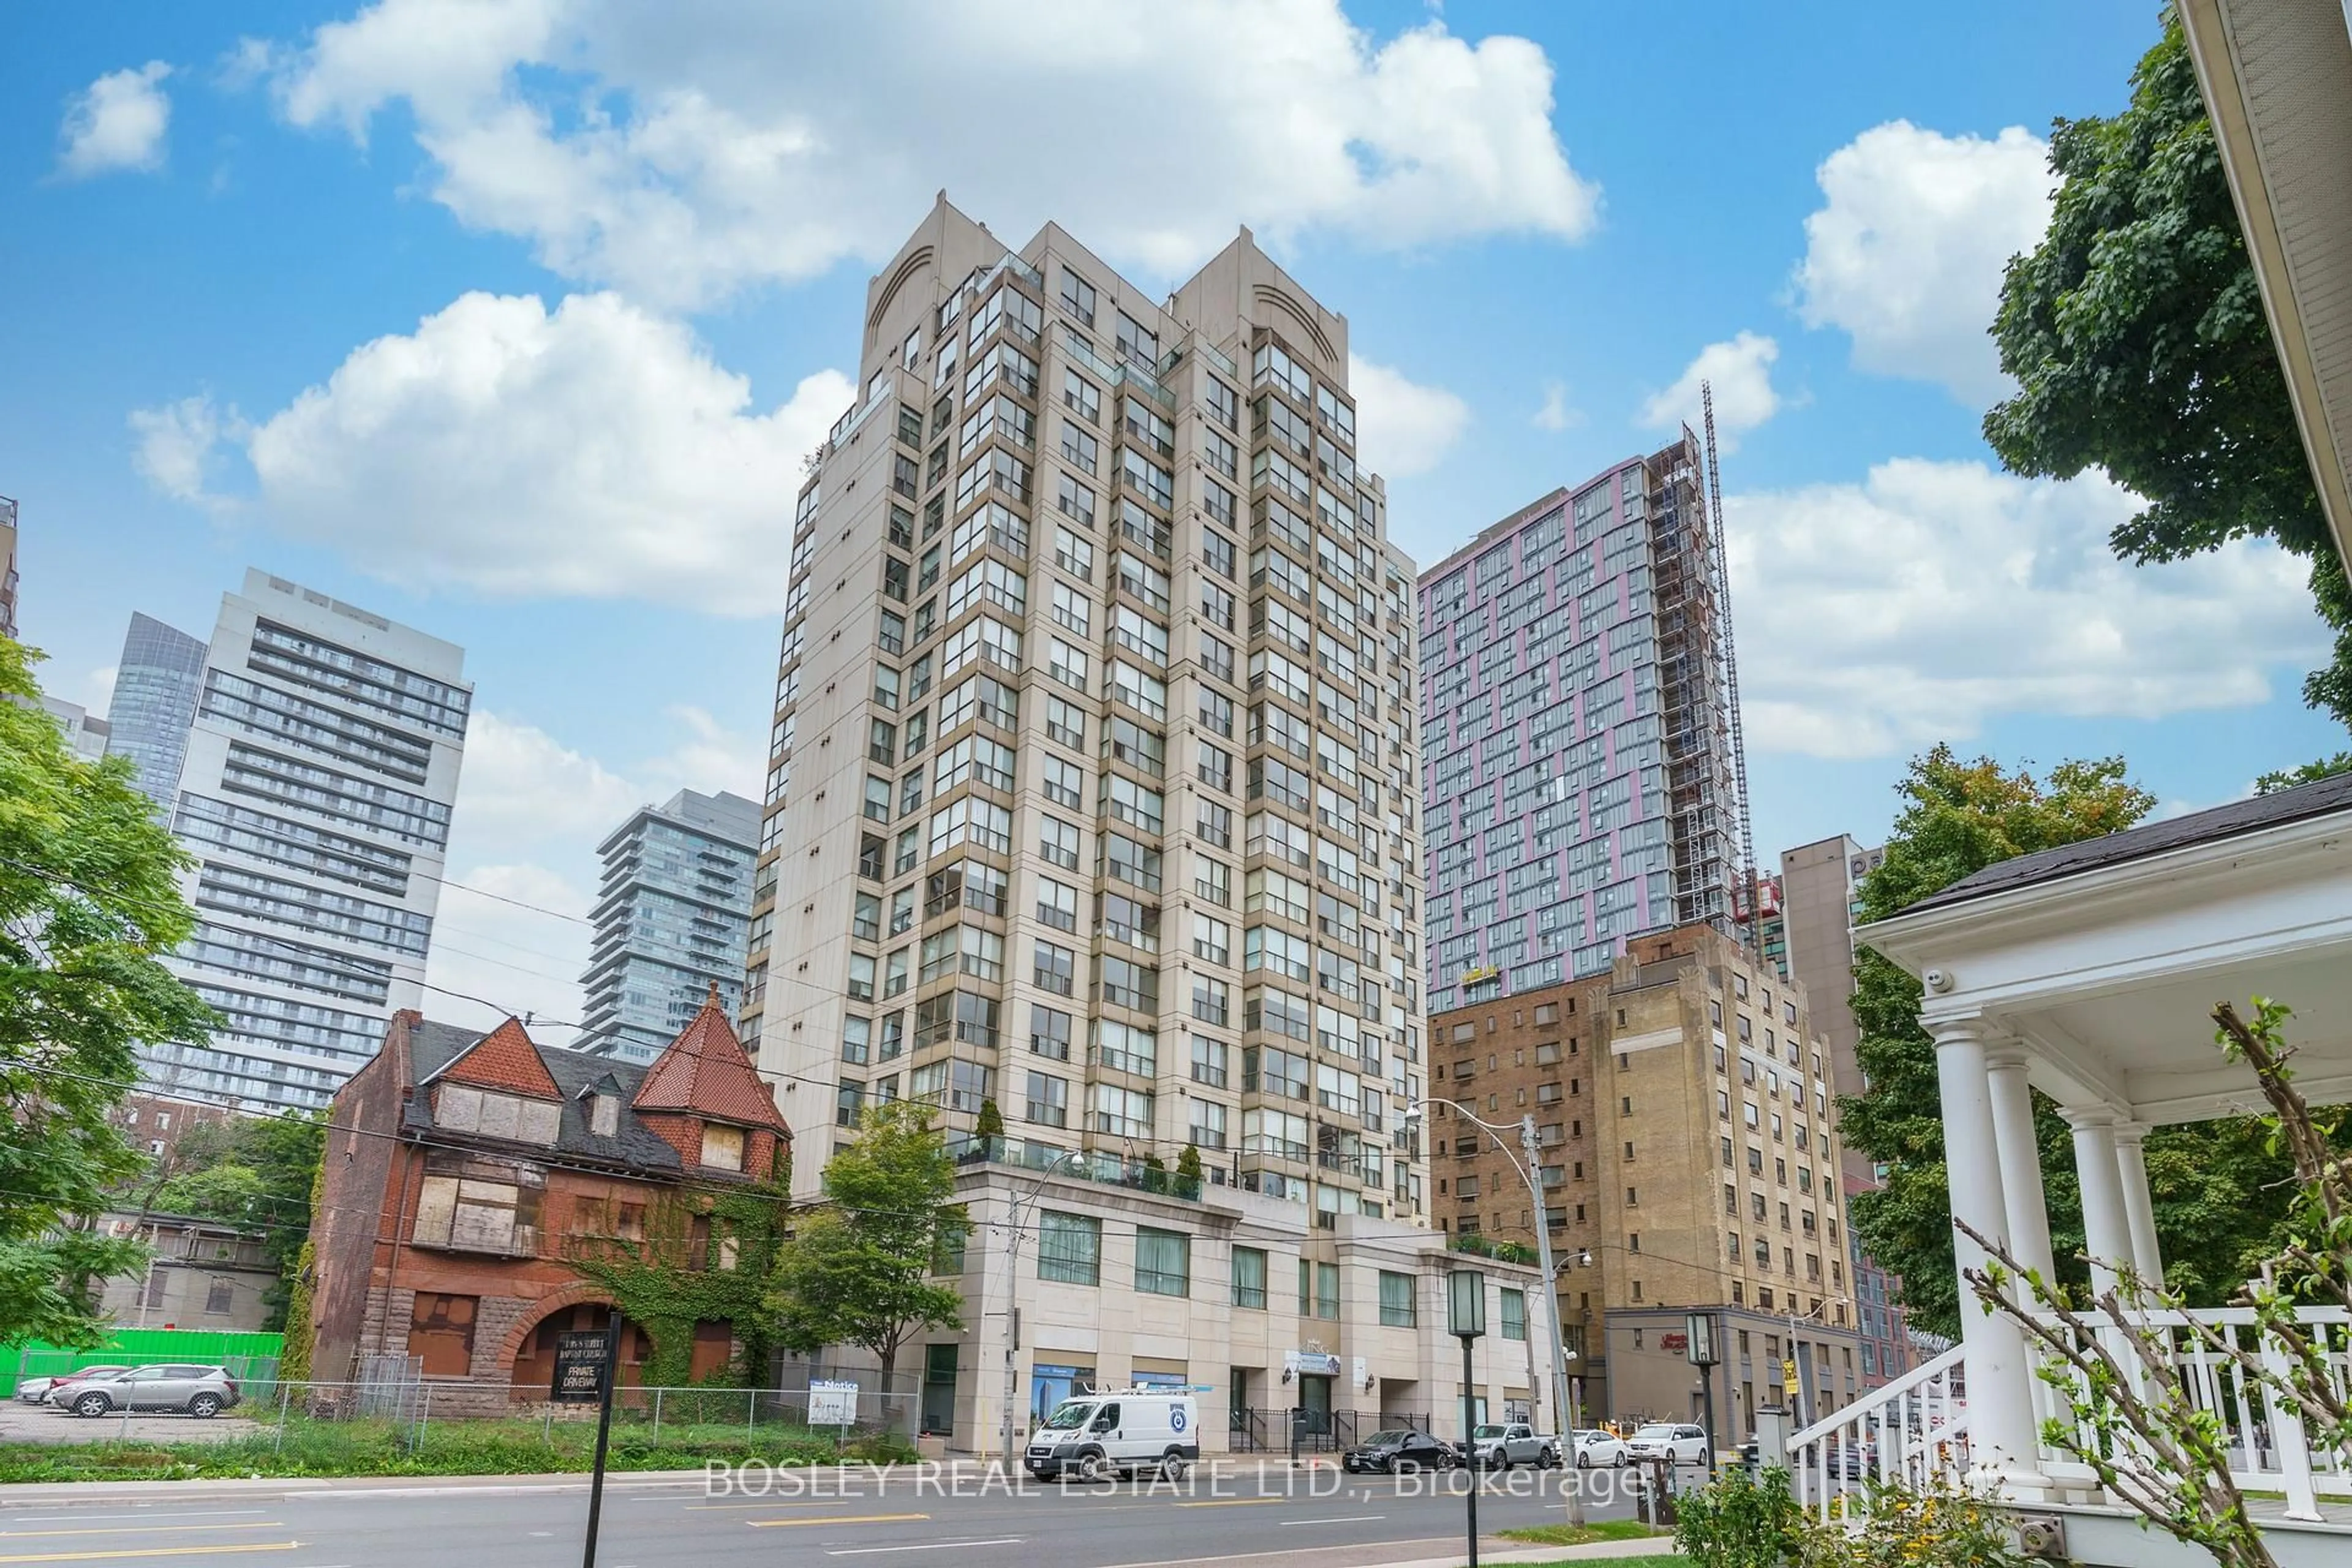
[501,1290,652,1397]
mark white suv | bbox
[1626,1422,1710,1465]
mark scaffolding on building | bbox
[1642,418,1747,948]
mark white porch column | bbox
[1930,1014,2046,1489]
[1986,1045,2056,1280]
[2113,1123,2165,1287]
[2067,1110,2134,1300]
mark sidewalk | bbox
[1133,1537,1680,1568]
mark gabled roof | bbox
[631,989,791,1135]
[401,1020,684,1172]
[1905,769,2352,914]
[421,1016,563,1099]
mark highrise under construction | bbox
[1418,431,1751,1012]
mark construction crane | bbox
[1700,381,1762,959]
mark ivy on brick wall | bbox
[279,1161,327,1382]
[564,1183,791,1389]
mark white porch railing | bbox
[2024,1305,2352,1521]
[1787,1343,1970,1524]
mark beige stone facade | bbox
[743,195,1429,1224]
[1426,922,1863,1439]
[903,1161,1545,1455]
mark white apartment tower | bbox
[745,199,1430,1227]
[137,571,471,1111]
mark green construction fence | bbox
[6,1330,282,1397]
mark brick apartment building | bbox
[1427,922,1864,1441]
[307,995,790,1406]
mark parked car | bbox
[1468,1422,1559,1469]
[1625,1422,1711,1465]
[65,1365,240,1419]
[21,1366,130,1406]
[1341,1428,1461,1473]
[1568,1428,1630,1468]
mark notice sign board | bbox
[810,1379,859,1427]
[554,1330,611,1404]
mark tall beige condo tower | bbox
[747,197,1428,1219]
[741,200,1482,1450]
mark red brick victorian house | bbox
[306,993,791,1405]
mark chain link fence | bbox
[223,1375,918,1453]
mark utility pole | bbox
[1518,1114,1583,1527]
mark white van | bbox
[1023,1390,1201,1482]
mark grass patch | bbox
[1498,1520,1662,1547]
[0,1414,886,1483]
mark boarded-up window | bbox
[437,1085,559,1145]
[519,1099,560,1144]
[590,1095,619,1137]
[204,1278,233,1314]
[478,1094,519,1140]
[701,1124,746,1171]
[437,1084,482,1130]
[617,1203,645,1241]
[452,1180,520,1250]
[408,1292,478,1377]
[715,1234,741,1271]
[690,1321,734,1381]
[413,1176,459,1244]
[414,1174,532,1253]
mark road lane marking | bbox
[1170,1498,1281,1508]
[2,1519,270,1528]
[1278,1515,1387,1525]
[823,1541,1023,1557]
[0,1529,282,1542]
[685,1500,894,1511]
[0,1546,299,1564]
[745,1515,930,1529]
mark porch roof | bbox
[1857,772,2352,1125]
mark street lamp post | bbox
[1408,1100,1585,1525]
[1449,1268,1488,1568]
[1686,1311,1720,1479]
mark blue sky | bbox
[4,1,2340,1038]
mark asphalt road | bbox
[0,1460,1667,1568]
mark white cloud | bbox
[1348,353,1471,479]
[426,706,763,1042]
[266,0,1600,307]
[1531,380,1579,432]
[58,62,175,178]
[1639,331,1781,453]
[129,396,242,508]
[1726,459,2325,759]
[1792,121,2052,405]
[133,291,849,614]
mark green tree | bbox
[2254,753,2352,796]
[0,635,216,1347]
[1983,9,2352,729]
[148,1110,326,1331]
[772,1101,968,1388]
[973,1096,1005,1141]
[1176,1142,1204,1185]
